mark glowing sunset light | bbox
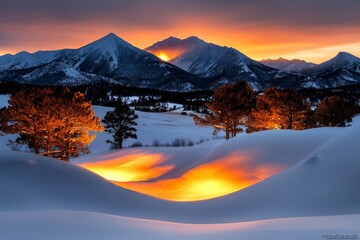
[79,152,174,182]
[157,52,171,61]
[80,152,284,201]
[1,1,360,63]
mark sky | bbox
[0,0,360,63]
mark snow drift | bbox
[1,121,359,224]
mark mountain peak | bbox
[322,51,360,66]
[308,51,360,74]
[165,36,181,41]
[80,33,134,53]
[333,51,359,62]
[106,32,118,37]
[98,32,123,43]
[184,36,203,42]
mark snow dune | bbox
[1,95,360,239]
[77,127,344,201]
[1,120,359,224]
[1,211,359,240]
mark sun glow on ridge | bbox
[157,52,171,61]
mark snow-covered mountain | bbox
[1,33,360,91]
[146,36,229,75]
[260,58,316,73]
[309,52,360,73]
[259,53,360,88]
[0,49,73,71]
[146,37,304,90]
[303,52,360,88]
[0,33,203,91]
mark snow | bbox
[260,58,317,73]
[311,51,360,73]
[0,94,10,108]
[1,93,360,239]
[72,33,144,71]
[1,211,359,240]
[1,120,360,219]
[0,49,72,71]
[90,105,220,153]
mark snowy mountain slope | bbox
[309,52,360,73]
[1,35,360,90]
[0,34,203,91]
[0,49,73,71]
[146,37,311,90]
[260,57,317,73]
[302,52,360,88]
[18,62,94,85]
[262,52,360,89]
[146,36,229,75]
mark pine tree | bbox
[315,96,356,127]
[2,87,104,161]
[247,87,311,132]
[102,101,138,149]
[194,81,255,140]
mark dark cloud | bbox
[1,0,359,28]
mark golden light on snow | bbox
[79,152,174,182]
[116,153,282,201]
[80,151,283,201]
[157,52,171,61]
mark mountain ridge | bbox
[1,33,360,91]
[0,34,204,91]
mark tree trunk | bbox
[225,129,230,140]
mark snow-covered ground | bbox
[0,94,220,154]
[90,105,220,153]
[1,94,360,239]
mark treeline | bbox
[1,80,360,112]
[194,82,360,139]
[0,81,212,113]
[73,82,212,111]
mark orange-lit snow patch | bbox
[79,152,174,182]
[108,152,283,201]
[157,52,171,61]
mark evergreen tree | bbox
[194,81,255,140]
[315,95,356,127]
[102,101,138,149]
[2,87,104,161]
[0,107,5,134]
[247,87,312,132]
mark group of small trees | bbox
[2,83,358,160]
[315,95,356,127]
[194,82,359,139]
[1,87,138,161]
[247,87,313,132]
[194,81,255,139]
